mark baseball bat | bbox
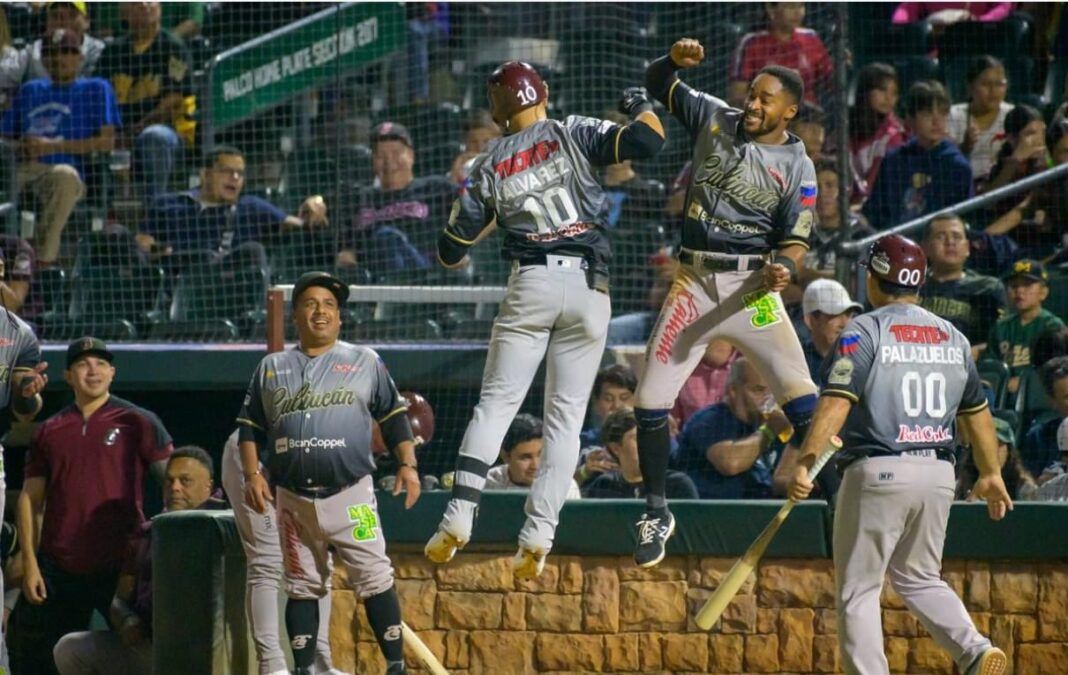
[402,621,449,675]
[694,435,843,630]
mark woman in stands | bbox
[948,55,1014,187]
[848,62,907,204]
[984,104,1048,194]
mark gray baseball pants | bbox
[440,255,611,552]
[835,455,991,675]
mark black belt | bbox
[513,253,610,294]
[679,249,765,272]
[837,448,956,473]
[288,480,357,499]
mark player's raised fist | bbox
[670,38,704,68]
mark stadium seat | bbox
[893,56,941,96]
[940,15,1030,59]
[33,266,68,322]
[1014,366,1053,436]
[1044,267,1068,320]
[166,260,269,337]
[868,21,933,59]
[1044,58,1068,111]
[977,358,1010,410]
[268,231,342,284]
[43,264,165,340]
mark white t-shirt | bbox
[485,464,582,499]
[948,101,1014,181]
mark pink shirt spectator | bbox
[891,3,1015,24]
[670,346,738,427]
[730,28,834,104]
[851,112,909,202]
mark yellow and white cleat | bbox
[511,546,546,580]
[424,528,467,564]
[970,647,1007,675]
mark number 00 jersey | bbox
[445,115,622,268]
[820,302,988,458]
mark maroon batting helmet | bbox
[487,60,547,125]
[866,234,927,289]
[371,391,436,455]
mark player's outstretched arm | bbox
[787,396,851,502]
[611,87,665,162]
[645,38,704,105]
[958,409,1014,520]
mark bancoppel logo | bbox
[289,437,347,450]
[275,437,288,454]
[290,634,312,650]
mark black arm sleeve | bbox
[380,409,415,452]
[438,231,470,266]
[645,54,681,105]
[614,120,665,162]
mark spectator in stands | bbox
[584,407,698,499]
[336,121,455,274]
[983,104,1048,199]
[672,357,788,499]
[0,9,23,109]
[848,62,907,204]
[948,56,1014,186]
[789,102,826,162]
[802,159,875,281]
[1036,417,1068,485]
[449,110,500,184]
[989,260,1065,395]
[136,145,328,272]
[799,279,862,380]
[670,339,737,430]
[600,111,666,228]
[1,28,120,267]
[486,414,581,499]
[0,234,36,316]
[863,81,973,229]
[96,1,195,199]
[22,2,105,82]
[956,416,1037,500]
[1032,326,1068,371]
[10,337,173,675]
[576,365,636,486]
[1020,356,1068,477]
[91,2,204,41]
[919,214,1006,357]
[891,2,1016,26]
[52,446,224,675]
[728,2,833,108]
[985,118,1068,258]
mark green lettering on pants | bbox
[742,290,782,328]
[347,504,379,542]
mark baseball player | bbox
[0,309,47,673]
[238,271,420,675]
[424,61,665,578]
[787,234,1013,675]
[221,431,341,675]
[631,38,820,567]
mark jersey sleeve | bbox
[369,353,407,423]
[667,80,723,142]
[24,423,49,480]
[563,115,624,166]
[776,153,818,250]
[236,360,269,447]
[958,357,989,415]
[820,317,878,403]
[12,322,40,372]
[441,157,492,252]
[135,407,174,464]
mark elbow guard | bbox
[11,392,37,416]
[437,233,469,267]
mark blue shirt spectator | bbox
[672,358,786,499]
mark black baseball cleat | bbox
[634,509,676,568]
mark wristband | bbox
[771,254,798,283]
[243,469,261,480]
[399,461,418,470]
[758,424,775,445]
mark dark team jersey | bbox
[820,303,987,459]
[0,309,40,411]
[919,270,1006,347]
[660,79,817,254]
[341,175,457,265]
[444,115,621,268]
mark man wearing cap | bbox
[22,3,106,82]
[237,272,420,675]
[799,278,863,380]
[1,28,120,266]
[11,338,173,675]
[989,259,1065,395]
[336,122,456,274]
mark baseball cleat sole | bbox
[973,647,1007,675]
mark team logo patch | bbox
[347,504,380,542]
[799,182,817,208]
[104,428,121,446]
[742,290,782,329]
[838,333,861,356]
[870,251,892,276]
[791,210,813,238]
[275,437,288,454]
[827,358,854,386]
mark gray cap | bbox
[803,279,863,316]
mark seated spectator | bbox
[136,146,327,272]
[864,81,973,229]
[576,365,636,486]
[956,416,1038,500]
[22,2,105,82]
[1020,356,1068,477]
[600,111,665,228]
[670,339,737,430]
[989,260,1065,394]
[584,407,698,499]
[1036,417,1068,485]
[799,279,862,380]
[672,357,789,499]
[486,414,581,498]
[948,56,1014,186]
[337,122,455,274]
[918,213,1006,356]
[449,110,500,185]
[96,2,195,199]
[606,253,676,346]
[728,2,833,108]
[1,28,119,266]
[891,2,1016,26]
[983,104,1047,197]
[0,234,36,317]
[801,159,875,280]
[984,118,1068,258]
[848,62,907,204]
[788,103,826,162]
[1035,471,1068,501]
[89,1,204,41]
[52,446,224,675]
[1031,326,1068,371]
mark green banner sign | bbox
[209,2,404,130]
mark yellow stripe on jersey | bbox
[614,126,624,164]
[667,80,681,114]
[236,417,264,430]
[958,400,990,416]
[821,389,859,403]
[443,229,476,246]
[778,238,811,251]
[376,406,408,424]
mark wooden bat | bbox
[694,435,843,630]
[402,621,449,675]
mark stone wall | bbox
[327,553,1068,674]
